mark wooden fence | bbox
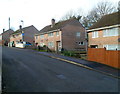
[87,48,120,69]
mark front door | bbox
[56,41,61,52]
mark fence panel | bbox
[88,48,120,69]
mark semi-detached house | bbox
[10,25,39,47]
[87,12,120,50]
[35,18,87,52]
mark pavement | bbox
[34,51,120,79]
[2,46,119,92]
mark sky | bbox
[0,0,119,33]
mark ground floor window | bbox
[48,42,54,48]
[103,44,120,50]
[79,42,84,45]
[90,45,98,48]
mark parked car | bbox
[16,41,32,48]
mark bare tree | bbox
[60,9,82,21]
[81,1,117,29]
[96,1,116,16]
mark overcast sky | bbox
[0,0,119,33]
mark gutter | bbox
[87,24,120,32]
[35,29,60,36]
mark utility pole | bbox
[9,17,10,30]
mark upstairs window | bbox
[48,32,53,37]
[36,36,38,39]
[76,32,80,37]
[92,31,98,38]
[56,31,59,36]
[40,35,44,38]
[103,28,119,37]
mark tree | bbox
[118,1,120,11]
[60,9,82,21]
[81,1,117,29]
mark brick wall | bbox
[62,25,86,51]
[35,31,61,51]
[88,27,120,48]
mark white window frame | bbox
[76,32,80,37]
[56,31,59,36]
[40,35,44,39]
[48,42,54,48]
[103,28,119,37]
[103,44,120,50]
[48,32,54,37]
[36,36,38,39]
[92,31,98,38]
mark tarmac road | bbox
[2,46,119,92]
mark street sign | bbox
[22,33,24,36]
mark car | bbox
[15,41,32,48]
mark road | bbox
[2,46,119,92]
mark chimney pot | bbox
[51,19,55,28]
[3,29,5,32]
[19,25,22,30]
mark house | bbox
[87,12,120,50]
[0,29,14,46]
[10,25,39,47]
[35,18,87,52]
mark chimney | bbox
[19,25,22,31]
[3,29,5,32]
[51,19,55,28]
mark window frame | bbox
[76,32,80,37]
[92,31,98,38]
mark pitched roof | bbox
[88,12,120,30]
[12,25,38,35]
[39,18,83,34]
[1,29,14,35]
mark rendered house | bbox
[87,12,120,50]
[35,18,87,51]
[0,29,14,46]
[10,25,39,47]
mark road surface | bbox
[2,46,119,92]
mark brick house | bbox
[35,18,86,52]
[0,29,14,46]
[87,12,120,50]
[10,25,39,47]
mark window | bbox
[48,42,54,48]
[92,31,98,38]
[36,36,38,39]
[103,28,119,37]
[103,44,120,50]
[40,35,44,38]
[79,42,84,45]
[76,32,80,37]
[48,32,53,37]
[56,31,59,36]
